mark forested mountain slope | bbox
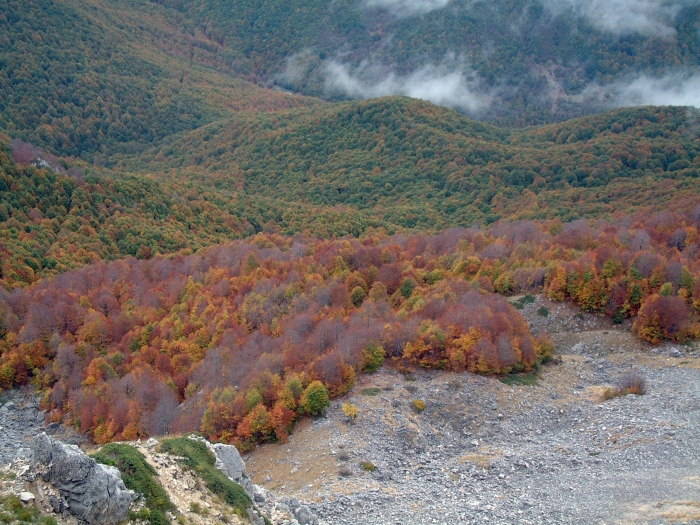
[2,0,699,164]
[1,210,698,445]
[120,100,700,228]
[0,0,317,162]
[0,137,397,288]
[0,0,699,452]
[3,100,699,288]
[92,0,700,124]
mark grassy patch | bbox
[499,373,539,386]
[0,495,39,523]
[159,437,250,517]
[91,443,174,525]
[510,294,536,309]
[447,379,463,390]
[360,387,381,396]
[461,453,492,470]
[0,495,56,524]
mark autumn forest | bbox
[0,0,699,447]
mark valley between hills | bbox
[1,0,700,523]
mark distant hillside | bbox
[1,0,698,162]
[119,99,700,228]
[0,137,247,287]
[3,97,699,288]
[0,137,393,288]
[0,0,317,161]
[144,0,700,125]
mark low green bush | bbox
[360,387,381,396]
[92,443,174,525]
[0,495,38,523]
[500,373,539,386]
[360,461,376,472]
[159,437,250,517]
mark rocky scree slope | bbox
[245,298,700,525]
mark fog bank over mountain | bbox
[320,59,700,115]
[364,0,451,15]
[581,72,700,108]
[542,0,700,36]
[323,58,493,114]
[614,73,700,107]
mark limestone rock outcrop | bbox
[30,433,136,525]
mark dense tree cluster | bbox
[1,209,698,446]
[0,138,251,287]
[0,231,554,447]
[0,136,396,288]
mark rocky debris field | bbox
[246,298,700,525]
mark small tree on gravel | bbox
[603,371,647,400]
[342,403,358,422]
[361,342,385,373]
[300,381,330,415]
[618,372,647,396]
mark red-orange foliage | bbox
[633,295,691,343]
[0,208,698,446]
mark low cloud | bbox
[324,59,492,114]
[364,0,451,16]
[541,0,699,37]
[615,74,700,107]
[583,72,700,108]
[279,50,314,84]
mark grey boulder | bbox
[30,433,136,525]
[18,491,35,503]
[211,442,246,481]
[209,441,256,498]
